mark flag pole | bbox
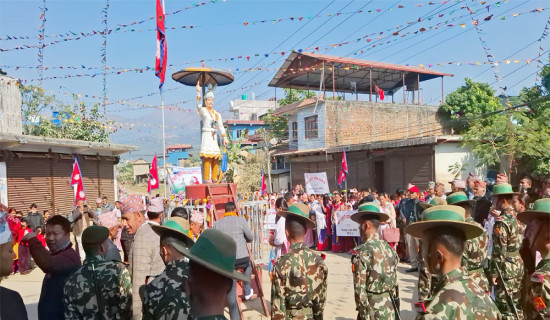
[161,88,167,199]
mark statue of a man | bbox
[196,80,228,183]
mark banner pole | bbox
[161,88,167,199]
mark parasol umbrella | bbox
[172,67,234,106]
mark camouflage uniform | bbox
[189,316,227,320]
[271,242,328,320]
[415,269,501,319]
[142,259,190,320]
[527,258,550,319]
[462,217,490,292]
[351,232,399,320]
[417,239,436,302]
[63,255,132,320]
[491,207,525,319]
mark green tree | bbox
[277,88,316,106]
[452,73,550,177]
[262,109,288,141]
[21,85,111,142]
[224,133,252,183]
[439,78,503,133]
[117,161,134,184]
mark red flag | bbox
[261,166,267,195]
[155,0,167,89]
[338,150,348,186]
[375,84,385,100]
[148,155,159,193]
[70,158,86,205]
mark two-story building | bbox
[268,52,486,192]
[223,119,268,148]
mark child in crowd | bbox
[43,210,51,223]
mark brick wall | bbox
[324,101,446,148]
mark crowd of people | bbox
[0,173,548,319]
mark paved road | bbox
[2,251,419,320]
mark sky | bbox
[0,0,548,160]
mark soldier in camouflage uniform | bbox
[143,217,195,320]
[406,205,501,319]
[63,225,132,320]
[446,192,490,292]
[490,183,525,319]
[182,229,250,320]
[350,202,399,320]
[417,197,447,302]
[271,203,328,320]
[518,198,550,319]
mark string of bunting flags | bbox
[37,0,47,86]
[1,0,537,53]
[535,18,549,81]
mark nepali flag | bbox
[338,149,348,186]
[261,166,267,195]
[374,84,384,101]
[148,155,159,193]
[70,158,86,205]
[155,0,167,90]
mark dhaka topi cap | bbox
[452,180,467,189]
[190,210,205,224]
[0,211,13,245]
[99,210,118,228]
[474,180,487,189]
[148,197,164,213]
[496,172,508,184]
[82,225,109,245]
[120,194,145,214]
[428,181,436,189]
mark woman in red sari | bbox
[331,193,355,253]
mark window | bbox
[304,115,318,139]
[291,122,298,142]
[236,129,242,138]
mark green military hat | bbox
[517,198,550,224]
[181,229,248,282]
[279,203,316,229]
[82,225,109,245]
[405,205,483,240]
[419,196,448,209]
[151,217,195,252]
[351,202,389,223]
[446,192,476,206]
[492,183,519,196]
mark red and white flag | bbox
[70,158,86,205]
[155,0,167,89]
[148,155,159,193]
[338,149,348,186]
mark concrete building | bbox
[268,52,485,192]
[229,96,278,120]
[165,144,192,166]
[130,158,150,183]
[0,76,136,215]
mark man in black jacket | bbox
[26,203,44,232]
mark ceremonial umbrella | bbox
[172,67,234,106]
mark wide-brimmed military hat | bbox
[492,183,519,196]
[82,225,109,245]
[181,229,248,282]
[419,197,448,209]
[446,192,476,206]
[279,203,316,229]
[405,205,483,240]
[351,202,389,223]
[151,217,195,250]
[517,198,550,224]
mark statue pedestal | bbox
[185,183,237,222]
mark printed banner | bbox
[168,166,202,194]
[304,172,330,195]
[335,210,360,237]
[265,208,277,230]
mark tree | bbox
[449,74,550,177]
[277,88,316,106]
[262,109,288,141]
[224,133,253,183]
[117,161,134,184]
[439,78,503,133]
[20,85,111,142]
